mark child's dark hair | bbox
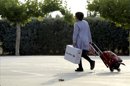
[75,12,84,21]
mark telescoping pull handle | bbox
[89,42,103,56]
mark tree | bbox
[41,0,74,24]
[40,0,62,16]
[87,0,130,28]
[0,0,41,55]
[0,0,65,55]
[59,1,74,24]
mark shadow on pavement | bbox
[96,72,121,76]
[41,71,94,85]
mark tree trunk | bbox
[15,23,21,56]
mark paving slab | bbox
[0,56,130,86]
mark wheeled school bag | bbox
[90,42,125,72]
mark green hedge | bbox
[86,18,129,55]
[0,20,15,55]
[20,18,72,55]
[0,17,129,55]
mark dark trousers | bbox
[78,50,93,69]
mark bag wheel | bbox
[110,68,114,72]
[117,68,121,72]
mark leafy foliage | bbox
[40,0,74,24]
[0,0,45,23]
[20,18,72,55]
[0,20,15,54]
[86,17,129,55]
[0,0,68,23]
[41,0,62,15]
[0,18,129,55]
[0,0,67,55]
[87,0,130,28]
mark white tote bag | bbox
[64,45,82,64]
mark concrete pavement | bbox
[0,56,130,86]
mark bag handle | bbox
[89,42,103,56]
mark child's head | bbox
[75,12,84,21]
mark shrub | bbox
[0,18,129,55]
[20,18,73,55]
